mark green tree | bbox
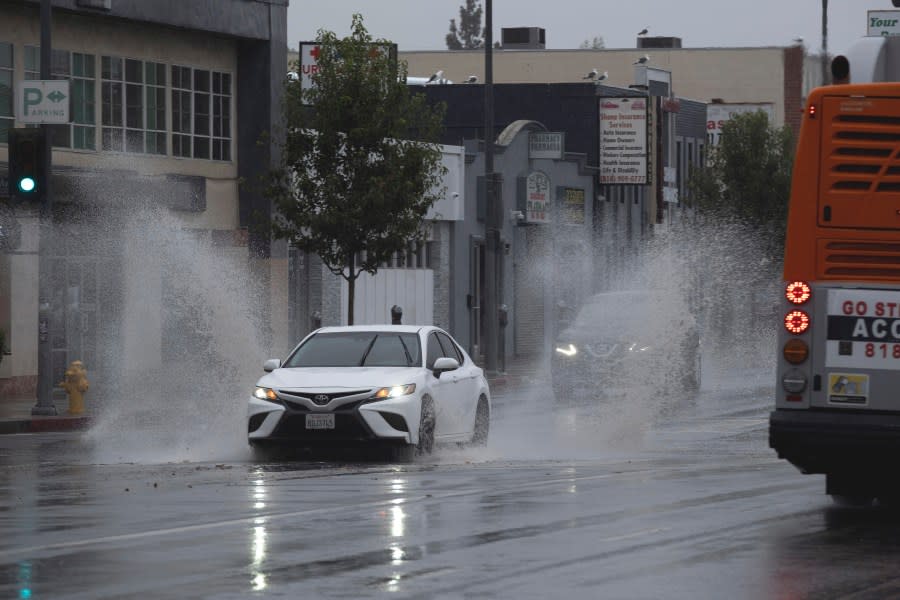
[446,0,484,50]
[269,14,447,325]
[688,110,794,254]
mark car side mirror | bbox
[432,356,459,377]
[263,358,281,372]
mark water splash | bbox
[483,216,780,461]
[85,207,268,463]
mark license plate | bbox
[305,413,335,429]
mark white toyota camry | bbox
[248,325,491,457]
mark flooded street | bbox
[3,363,900,600]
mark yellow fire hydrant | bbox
[60,360,89,415]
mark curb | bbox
[0,416,91,435]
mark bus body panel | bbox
[772,82,900,490]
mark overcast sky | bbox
[287,1,874,56]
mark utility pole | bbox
[821,0,829,86]
[483,0,500,376]
[33,0,56,415]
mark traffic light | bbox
[7,127,47,201]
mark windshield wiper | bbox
[358,335,379,366]
[398,336,414,366]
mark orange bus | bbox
[769,44,900,505]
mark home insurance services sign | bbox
[599,98,649,184]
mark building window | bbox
[71,52,96,150]
[211,71,231,160]
[102,56,166,155]
[0,43,12,143]
[25,46,76,148]
[172,65,231,161]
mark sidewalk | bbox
[0,355,547,434]
[0,395,91,434]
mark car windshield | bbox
[570,292,663,338]
[283,331,422,368]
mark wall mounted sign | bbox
[528,132,564,159]
[599,97,648,185]
[526,171,551,223]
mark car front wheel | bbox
[471,397,489,446]
[416,396,435,456]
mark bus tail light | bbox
[808,104,817,118]
[785,281,811,304]
[783,338,809,364]
[784,310,810,334]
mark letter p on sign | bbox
[23,88,42,116]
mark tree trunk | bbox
[347,253,355,326]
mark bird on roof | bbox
[792,37,804,45]
[634,54,649,65]
[596,70,608,82]
[637,28,648,36]
[426,69,444,84]
[465,74,478,83]
[582,68,599,80]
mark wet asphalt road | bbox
[1,369,899,599]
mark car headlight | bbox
[626,343,651,353]
[555,343,578,357]
[374,384,416,399]
[253,387,278,401]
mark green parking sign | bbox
[15,80,70,124]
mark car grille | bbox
[275,389,370,407]
[269,399,376,442]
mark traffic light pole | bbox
[33,0,56,416]
[482,0,499,377]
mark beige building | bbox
[1,0,287,409]
[398,44,806,140]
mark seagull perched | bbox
[465,74,478,83]
[637,28,648,36]
[582,68,599,80]
[633,54,649,65]
[596,70,608,82]
[426,69,444,84]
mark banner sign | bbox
[599,98,648,185]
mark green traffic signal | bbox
[7,128,46,201]
[18,177,36,193]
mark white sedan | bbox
[248,325,491,457]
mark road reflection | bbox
[248,472,269,592]
[769,504,900,599]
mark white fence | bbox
[340,268,434,326]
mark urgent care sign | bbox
[298,42,397,93]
